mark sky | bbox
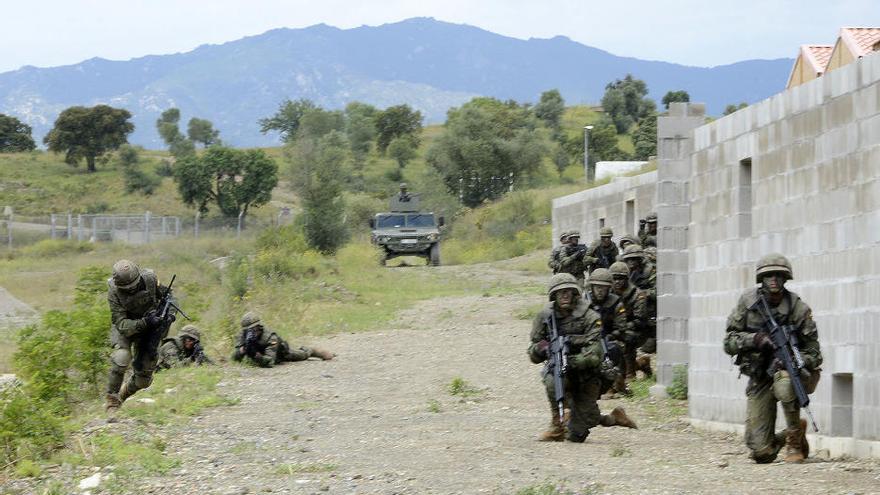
[2,0,879,73]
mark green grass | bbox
[626,376,657,401]
[514,303,545,321]
[516,482,600,495]
[426,399,442,413]
[447,377,483,398]
[120,367,239,424]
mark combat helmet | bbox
[241,311,262,330]
[618,235,639,249]
[599,227,613,238]
[588,268,613,286]
[645,212,658,223]
[547,273,581,301]
[179,324,201,342]
[567,230,581,240]
[755,253,793,283]
[112,259,142,290]
[558,230,570,243]
[609,261,630,278]
[620,244,645,261]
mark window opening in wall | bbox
[598,218,605,230]
[625,200,635,235]
[830,373,854,437]
[737,158,753,237]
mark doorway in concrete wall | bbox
[830,373,854,437]
[625,199,635,235]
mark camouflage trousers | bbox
[232,344,314,367]
[543,372,602,442]
[745,369,818,463]
[107,326,167,396]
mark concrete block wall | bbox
[552,172,658,249]
[687,50,880,454]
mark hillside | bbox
[0,17,791,148]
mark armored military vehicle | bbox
[370,188,444,266]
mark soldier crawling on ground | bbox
[233,312,335,367]
[157,324,213,370]
[724,253,822,464]
[528,273,636,443]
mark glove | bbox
[753,332,774,351]
[536,340,550,358]
[166,313,176,324]
[143,311,162,330]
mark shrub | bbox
[116,144,140,167]
[18,239,94,258]
[224,254,250,300]
[123,164,162,195]
[384,168,403,182]
[0,387,65,466]
[668,364,688,400]
[155,160,174,177]
[255,225,309,254]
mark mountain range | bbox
[0,18,793,148]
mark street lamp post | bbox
[583,125,594,183]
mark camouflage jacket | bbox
[557,245,596,280]
[616,284,652,343]
[630,262,657,299]
[528,300,605,373]
[587,241,619,270]
[157,336,212,370]
[235,327,288,364]
[639,231,657,247]
[548,246,563,273]
[723,288,822,380]
[585,292,628,343]
[107,269,169,338]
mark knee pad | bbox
[111,348,132,368]
[133,372,153,390]
[772,371,796,403]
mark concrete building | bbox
[552,50,880,458]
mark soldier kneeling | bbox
[232,312,335,367]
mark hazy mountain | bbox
[0,18,792,148]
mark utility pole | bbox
[584,125,594,183]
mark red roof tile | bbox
[840,27,880,57]
[802,45,833,74]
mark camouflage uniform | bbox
[587,227,619,271]
[157,325,212,370]
[621,245,657,353]
[639,212,657,247]
[105,260,175,412]
[723,253,822,464]
[529,274,634,442]
[556,231,595,283]
[610,262,652,378]
[586,268,629,396]
[548,231,569,274]
[232,312,333,367]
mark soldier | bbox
[587,227,619,271]
[618,235,639,251]
[586,268,630,397]
[528,274,635,442]
[232,312,335,367]
[398,183,412,202]
[105,260,177,413]
[556,231,595,284]
[610,262,652,379]
[157,324,212,370]
[548,231,570,274]
[639,212,657,247]
[620,245,657,356]
[723,254,822,464]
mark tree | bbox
[534,89,565,132]
[552,144,570,177]
[187,118,221,147]
[44,105,134,172]
[661,90,690,109]
[173,146,278,221]
[589,122,630,162]
[375,104,422,153]
[724,102,749,115]
[0,114,36,152]
[601,75,656,133]
[259,98,317,143]
[301,132,350,253]
[156,108,194,158]
[298,109,344,140]
[632,114,658,160]
[426,98,547,207]
[387,135,418,169]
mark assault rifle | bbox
[544,311,570,420]
[191,342,211,365]
[157,275,191,322]
[243,328,260,357]
[752,293,819,432]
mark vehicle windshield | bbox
[406,214,436,227]
[377,215,406,228]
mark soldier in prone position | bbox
[233,312,335,367]
[724,253,822,464]
[105,259,176,413]
[528,274,634,443]
[157,324,212,370]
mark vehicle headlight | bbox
[378,236,390,243]
[426,233,438,241]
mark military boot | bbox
[118,381,134,403]
[624,353,637,380]
[636,355,653,378]
[538,411,565,442]
[105,393,122,415]
[311,347,336,361]
[783,419,807,463]
[600,406,638,429]
[784,419,808,463]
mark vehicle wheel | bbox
[379,253,387,266]
[429,243,441,266]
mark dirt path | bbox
[104,263,880,493]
